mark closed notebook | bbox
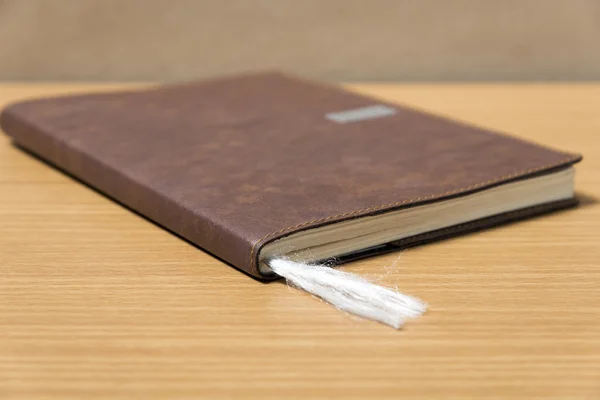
[0,72,582,327]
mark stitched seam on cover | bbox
[249,156,580,274]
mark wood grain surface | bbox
[1,83,599,399]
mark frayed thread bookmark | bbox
[268,259,427,329]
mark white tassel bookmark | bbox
[268,259,427,329]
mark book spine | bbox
[0,105,257,278]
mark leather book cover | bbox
[0,72,582,279]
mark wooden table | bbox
[1,83,599,399]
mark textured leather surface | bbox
[0,72,582,278]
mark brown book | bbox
[0,72,582,280]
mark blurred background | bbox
[0,0,599,82]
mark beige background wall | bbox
[1,0,599,82]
